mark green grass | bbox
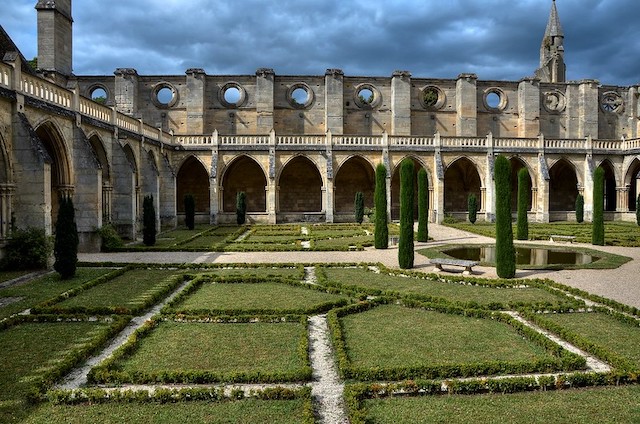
[341,305,553,369]
[153,224,213,247]
[195,267,304,280]
[322,267,572,309]
[25,399,309,424]
[172,281,348,313]
[445,221,640,247]
[0,268,115,319]
[50,269,183,313]
[363,385,640,423]
[114,321,308,379]
[313,236,374,250]
[0,270,32,284]
[544,312,640,368]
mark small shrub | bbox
[354,192,364,224]
[97,224,124,251]
[1,227,51,270]
[575,194,584,223]
[54,195,79,279]
[516,168,529,240]
[142,195,156,246]
[417,168,429,242]
[399,159,414,269]
[442,213,460,224]
[592,167,605,245]
[374,163,388,249]
[494,155,515,278]
[236,191,246,225]
[467,194,478,224]
[184,194,195,230]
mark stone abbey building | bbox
[0,0,638,250]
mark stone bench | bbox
[549,235,576,243]
[429,258,479,276]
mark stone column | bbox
[325,131,334,223]
[210,132,220,224]
[256,68,275,133]
[114,68,139,116]
[616,186,629,212]
[579,80,599,138]
[391,70,411,136]
[518,78,540,137]
[583,146,595,221]
[434,133,445,223]
[537,153,550,223]
[267,130,277,224]
[484,133,495,221]
[0,184,15,239]
[325,69,344,134]
[456,73,477,136]
[102,183,113,223]
[186,68,206,134]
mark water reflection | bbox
[444,246,599,265]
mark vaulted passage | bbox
[444,158,481,213]
[626,159,640,212]
[599,160,616,212]
[176,156,209,214]
[222,156,266,212]
[549,159,578,211]
[278,157,322,212]
[391,157,424,220]
[510,158,532,212]
[334,157,375,214]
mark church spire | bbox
[535,0,566,83]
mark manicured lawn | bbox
[112,321,308,381]
[196,267,304,280]
[0,270,32,284]
[340,305,552,369]
[172,281,348,313]
[313,236,374,250]
[544,312,640,368]
[321,267,573,309]
[153,224,213,247]
[0,268,115,319]
[50,269,183,313]
[444,221,640,247]
[25,399,309,424]
[362,385,640,423]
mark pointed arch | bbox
[597,159,617,212]
[176,155,210,214]
[0,131,12,184]
[391,155,429,220]
[509,156,533,212]
[87,133,111,182]
[278,155,323,212]
[624,158,640,211]
[444,156,482,214]
[334,155,375,214]
[548,158,578,212]
[221,155,267,212]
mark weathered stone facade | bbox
[0,0,638,251]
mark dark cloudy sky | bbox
[3,0,639,86]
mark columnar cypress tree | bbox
[494,155,515,278]
[184,194,195,230]
[54,195,78,279]
[467,194,478,224]
[516,168,530,240]
[236,191,247,225]
[142,195,156,246]
[417,168,429,242]
[354,191,364,224]
[398,159,415,269]
[592,166,605,245]
[636,194,640,226]
[374,163,388,249]
[575,194,584,223]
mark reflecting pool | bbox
[443,246,599,266]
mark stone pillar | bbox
[484,133,495,221]
[627,86,639,138]
[518,78,540,137]
[537,153,550,223]
[102,183,113,223]
[186,68,206,134]
[617,186,629,212]
[267,130,277,224]
[579,80,599,138]
[0,184,15,239]
[256,68,275,133]
[36,0,73,80]
[583,146,595,221]
[325,69,344,135]
[325,131,334,223]
[210,131,220,224]
[114,68,139,116]
[391,70,411,136]
[434,133,445,223]
[456,73,477,136]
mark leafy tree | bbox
[398,159,415,269]
[142,195,156,246]
[592,167,605,245]
[354,191,364,224]
[54,195,79,279]
[417,168,429,242]
[575,194,584,223]
[516,168,530,240]
[467,194,478,224]
[0,227,50,270]
[374,163,388,249]
[184,194,195,230]
[494,156,515,278]
[236,191,247,225]
[27,57,37,71]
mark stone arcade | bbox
[0,0,638,251]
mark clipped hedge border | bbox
[521,308,640,372]
[0,314,131,403]
[88,316,313,385]
[30,267,187,316]
[327,300,586,382]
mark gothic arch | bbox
[334,155,375,214]
[597,159,617,212]
[548,158,578,212]
[509,156,533,212]
[278,155,322,212]
[86,133,111,182]
[0,132,12,183]
[176,155,210,214]
[221,155,267,212]
[391,156,429,220]
[444,156,482,214]
[624,158,640,211]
